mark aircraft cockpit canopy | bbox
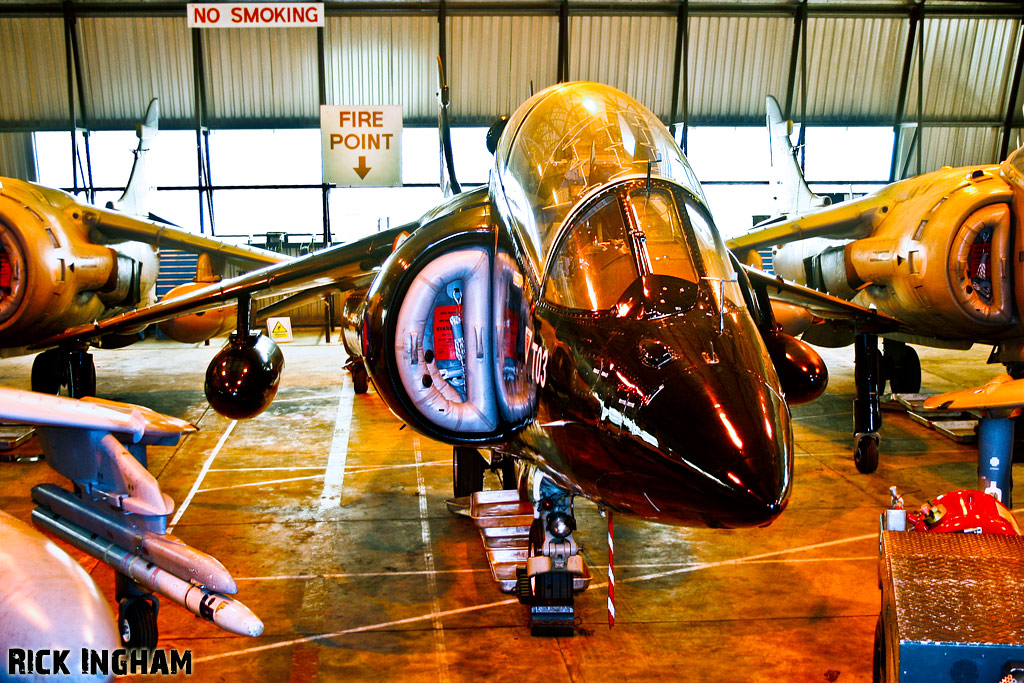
[543,179,744,317]
[493,82,706,280]
[1003,145,1024,189]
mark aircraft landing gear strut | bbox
[516,476,584,636]
[854,333,882,474]
[453,447,517,498]
[31,347,96,398]
[115,573,159,650]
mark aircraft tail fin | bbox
[112,97,160,215]
[766,95,828,217]
[436,56,462,197]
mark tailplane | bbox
[111,97,159,215]
[766,95,828,218]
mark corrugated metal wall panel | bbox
[0,18,69,127]
[568,15,677,121]
[794,16,907,123]
[448,15,558,125]
[205,27,319,126]
[905,18,1019,123]
[687,16,792,124]
[78,17,194,128]
[0,133,36,181]
[324,16,437,124]
[916,126,1001,172]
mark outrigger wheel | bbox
[344,359,369,394]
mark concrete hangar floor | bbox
[0,333,1014,681]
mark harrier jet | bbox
[729,96,1024,474]
[0,99,284,397]
[36,82,876,628]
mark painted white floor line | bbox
[209,460,446,474]
[414,436,450,683]
[233,556,874,582]
[209,466,325,473]
[271,393,342,404]
[167,419,237,533]
[317,375,355,512]
[195,530,878,664]
[236,569,488,581]
[198,474,325,494]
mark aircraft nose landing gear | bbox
[516,477,585,636]
[854,333,882,474]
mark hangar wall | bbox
[0,1,1022,227]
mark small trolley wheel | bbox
[119,596,159,650]
[515,567,533,605]
[453,446,485,498]
[855,435,879,474]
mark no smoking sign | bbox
[321,105,402,187]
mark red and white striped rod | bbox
[608,509,615,627]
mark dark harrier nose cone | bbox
[205,332,284,419]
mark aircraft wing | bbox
[742,264,906,332]
[923,374,1024,411]
[0,386,194,442]
[31,226,408,350]
[727,193,889,255]
[85,203,286,269]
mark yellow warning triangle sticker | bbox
[272,321,287,336]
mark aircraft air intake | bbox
[361,192,535,445]
[0,179,159,347]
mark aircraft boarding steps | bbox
[875,529,1024,682]
[0,423,36,461]
[467,489,591,594]
[883,393,979,444]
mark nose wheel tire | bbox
[855,435,879,474]
[119,596,159,650]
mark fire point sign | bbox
[321,105,402,187]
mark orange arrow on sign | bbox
[353,156,371,180]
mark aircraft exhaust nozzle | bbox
[205,331,284,419]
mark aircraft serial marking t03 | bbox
[36,82,837,627]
